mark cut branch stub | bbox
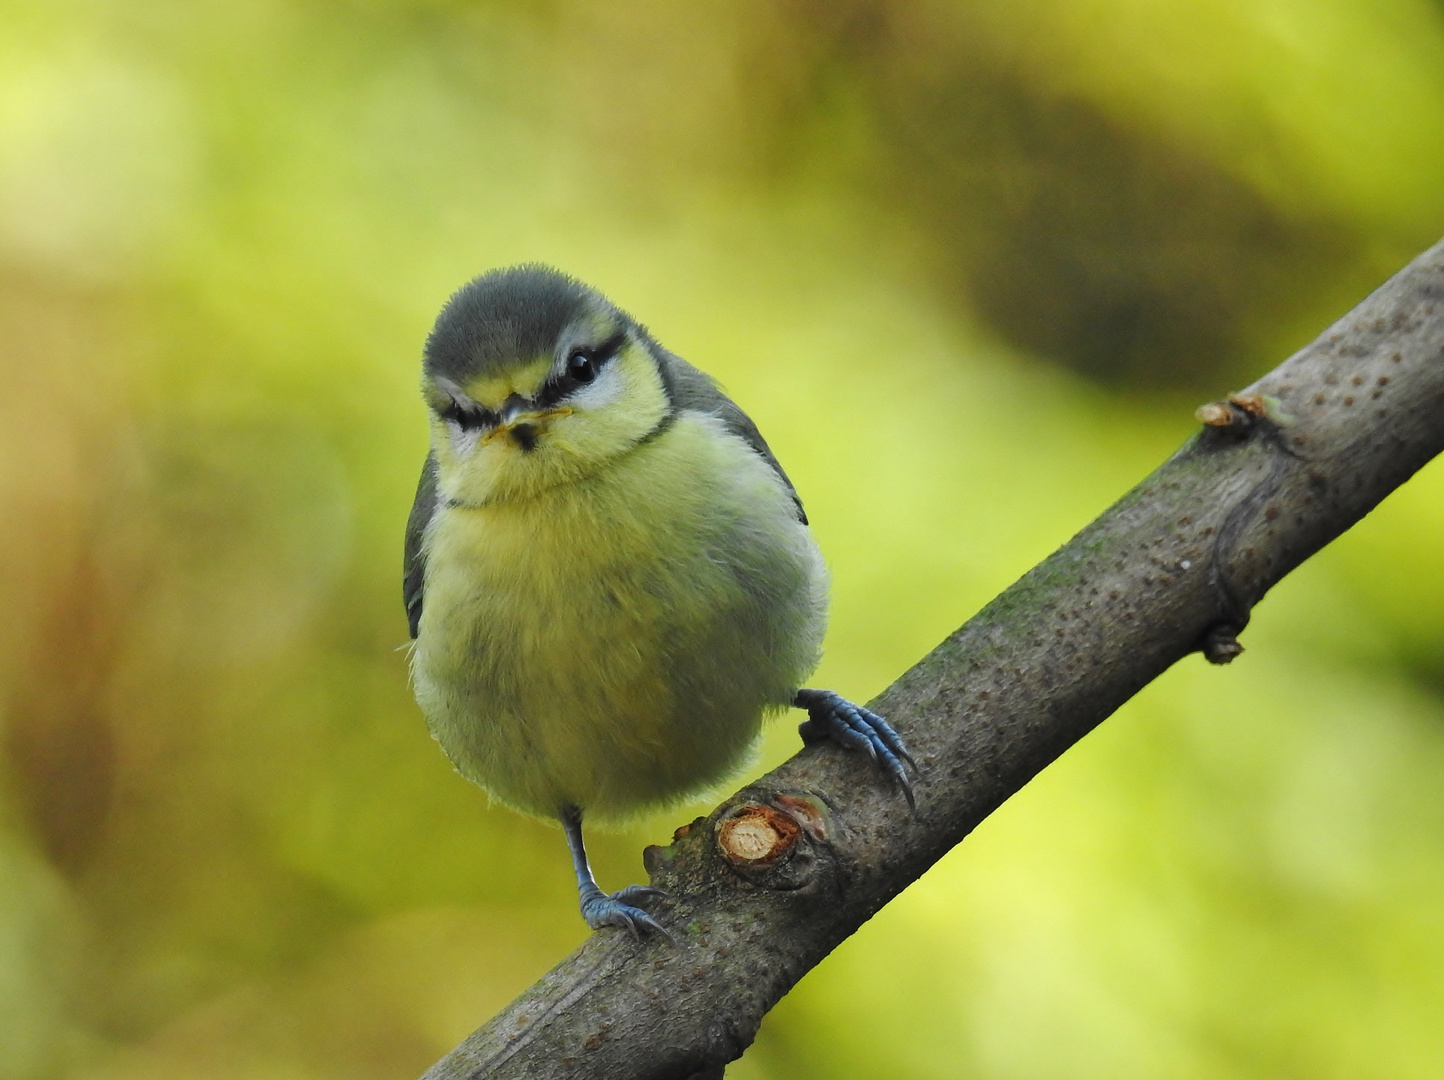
[712,792,836,894]
[718,804,799,868]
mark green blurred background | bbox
[3,1,1444,1076]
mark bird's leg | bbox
[560,805,671,940]
[795,689,917,809]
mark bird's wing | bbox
[403,451,439,639]
[658,349,808,525]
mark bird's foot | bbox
[795,688,917,809]
[579,883,672,941]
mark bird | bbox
[404,265,913,937]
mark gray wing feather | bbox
[656,349,808,525]
[403,452,439,639]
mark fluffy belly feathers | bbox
[410,413,827,819]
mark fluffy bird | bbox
[404,266,912,936]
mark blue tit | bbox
[404,265,913,937]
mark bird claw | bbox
[580,885,673,941]
[795,688,917,810]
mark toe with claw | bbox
[579,883,672,941]
[562,804,673,941]
[795,688,917,809]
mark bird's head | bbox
[421,265,671,506]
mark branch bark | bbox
[421,237,1444,1080]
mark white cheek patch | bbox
[448,421,483,457]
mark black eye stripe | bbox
[433,333,630,420]
[427,375,500,431]
[537,332,628,406]
[441,403,494,431]
[436,394,497,431]
[569,331,626,370]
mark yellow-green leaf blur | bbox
[2,1,1444,1077]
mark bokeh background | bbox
[3,1,1444,1076]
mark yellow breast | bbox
[410,412,828,821]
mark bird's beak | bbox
[497,396,529,427]
[484,395,571,452]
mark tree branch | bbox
[421,237,1444,1080]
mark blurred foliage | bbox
[1,0,1444,1077]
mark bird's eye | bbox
[568,351,597,384]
